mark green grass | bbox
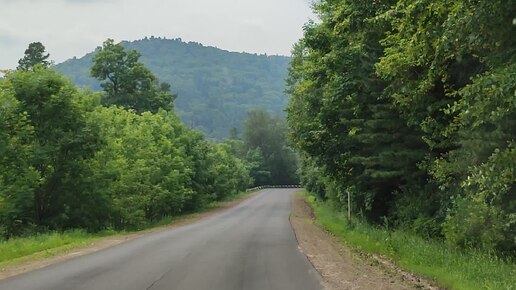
[0,229,115,267]
[0,190,255,268]
[304,194,516,290]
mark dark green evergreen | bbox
[17,42,51,71]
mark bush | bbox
[444,197,506,251]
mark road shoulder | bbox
[290,192,431,290]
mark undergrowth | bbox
[305,194,516,290]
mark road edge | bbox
[0,190,262,281]
[290,190,440,290]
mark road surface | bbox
[0,189,322,290]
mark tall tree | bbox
[91,39,176,113]
[243,110,298,185]
[0,68,105,235]
[287,0,427,222]
[287,0,516,252]
[0,80,38,237]
[17,42,51,70]
[376,0,516,250]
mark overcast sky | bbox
[0,0,316,70]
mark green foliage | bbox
[206,143,251,200]
[287,0,428,222]
[245,148,272,186]
[306,193,516,290]
[84,106,252,230]
[288,0,516,254]
[17,42,51,71]
[1,68,103,236]
[0,229,110,265]
[443,197,507,251]
[91,39,176,114]
[85,107,188,228]
[242,110,298,185]
[0,83,39,237]
[1,54,253,238]
[56,37,290,139]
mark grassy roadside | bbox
[0,190,256,269]
[0,230,115,268]
[303,192,516,290]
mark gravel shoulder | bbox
[290,192,436,290]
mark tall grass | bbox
[0,230,114,266]
[306,195,516,290]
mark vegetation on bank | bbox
[0,230,110,267]
[0,41,297,240]
[305,193,516,290]
[287,0,515,256]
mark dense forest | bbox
[56,37,290,139]
[287,0,515,254]
[0,41,297,238]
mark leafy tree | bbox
[243,110,298,185]
[17,42,51,70]
[85,105,252,229]
[287,0,515,252]
[91,39,176,113]
[287,0,427,222]
[1,49,254,238]
[0,82,38,237]
[206,143,251,200]
[0,68,105,235]
[245,148,271,186]
[376,0,516,250]
[85,107,194,228]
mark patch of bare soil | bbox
[0,191,259,281]
[290,193,440,290]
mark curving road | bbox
[0,189,322,290]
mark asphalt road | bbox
[0,189,322,290]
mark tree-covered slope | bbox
[56,37,290,139]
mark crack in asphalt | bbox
[145,266,174,290]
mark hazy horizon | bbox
[0,0,316,70]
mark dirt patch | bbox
[290,192,440,290]
[0,191,259,281]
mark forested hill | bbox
[56,37,290,139]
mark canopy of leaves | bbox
[91,39,176,114]
[287,0,515,253]
[0,66,251,238]
[242,110,298,186]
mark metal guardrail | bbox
[246,185,302,192]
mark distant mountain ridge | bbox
[56,37,291,139]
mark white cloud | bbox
[0,0,315,69]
